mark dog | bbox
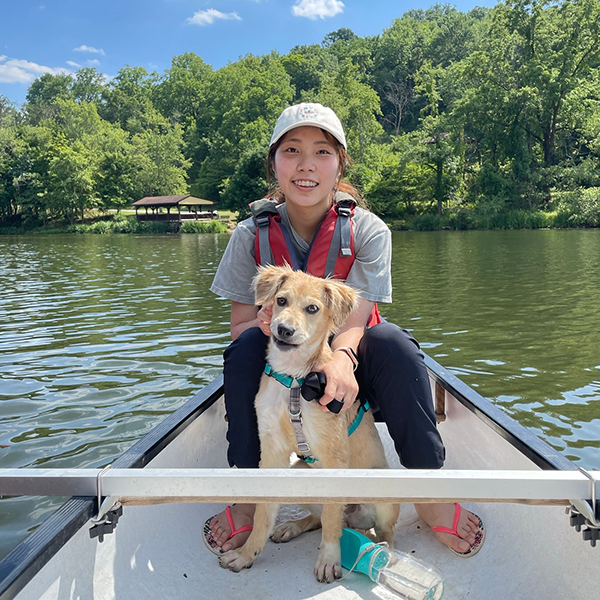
[219,265,399,582]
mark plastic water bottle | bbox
[340,528,445,600]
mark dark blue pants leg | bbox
[355,322,446,469]
[223,327,268,468]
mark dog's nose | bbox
[277,324,295,339]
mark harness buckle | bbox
[297,442,311,454]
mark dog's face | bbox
[254,266,359,352]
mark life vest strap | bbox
[251,199,279,266]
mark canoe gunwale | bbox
[0,376,223,600]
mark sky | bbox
[0,0,498,106]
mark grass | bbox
[0,215,232,235]
[398,209,587,231]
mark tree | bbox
[192,53,293,200]
[282,47,331,102]
[322,28,358,47]
[313,60,383,161]
[0,95,18,126]
[153,53,213,124]
[371,12,437,132]
[0,126,25,220]
[220,145,269,216]
[71,68,106,105]
[382,80,413,135]
[131,109,190,198]
[25,73,73,125]
[455,0,600,203]
[100,65,156,132]
[26,73,72,105]
[46,136,97,224]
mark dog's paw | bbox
[218,550,255,572]
[271,520,303,543]
[314,544,342,583]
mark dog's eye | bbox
[276,297,287,306]
[305,304,319,314]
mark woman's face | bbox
[272,126,341,212]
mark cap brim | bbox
[270,122,347,149]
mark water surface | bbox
[1,229,599,559]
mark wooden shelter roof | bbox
[133,195,214,207]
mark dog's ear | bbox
[253,265,291,305]
[322,280,360,329]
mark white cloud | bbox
[87,59,101,66]
[292,0,344,20]
[73,45,105,55]
[0,56,71,84]
[187,9,242,26]
[67,60,82,68]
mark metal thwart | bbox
[567,468,600,547]
[89,464,123,543]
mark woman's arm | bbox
[230,301,272,341]
[317,297,374,411]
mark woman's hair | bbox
[266,128,363,205]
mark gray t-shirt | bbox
[210,203,392,305]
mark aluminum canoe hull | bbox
[0,355,597,600]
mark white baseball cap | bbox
[269,103,347,150]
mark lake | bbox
[1,229,599,559]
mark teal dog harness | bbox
[264,363,371,464]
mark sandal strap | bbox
[430,502,461,536]
[225,505,253,538]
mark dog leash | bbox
[288,385,316,460]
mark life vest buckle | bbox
[255,214,271,228]
[337,205,352,218]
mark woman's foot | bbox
[207,504,255,553]
[415,503,481,553]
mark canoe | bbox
[0,353,598,600]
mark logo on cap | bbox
[299,105,319,120]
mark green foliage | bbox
[1,0,600,230]
[405,208,554,230]
[554,188,600,226]
[220,145,269,218]
[179,219,228,233]
[66,217,171,234]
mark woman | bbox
[205,103,484,559]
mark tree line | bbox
[1,0,599,229]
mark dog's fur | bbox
[219,266,399,582]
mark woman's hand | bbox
[230,301,271,341]
[315,350,359,412]
[257,303,273,336]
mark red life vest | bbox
[251,197,382,327]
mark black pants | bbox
[223,322,445,469]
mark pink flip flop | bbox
[431,503,485,558]
[202,505,254,556]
